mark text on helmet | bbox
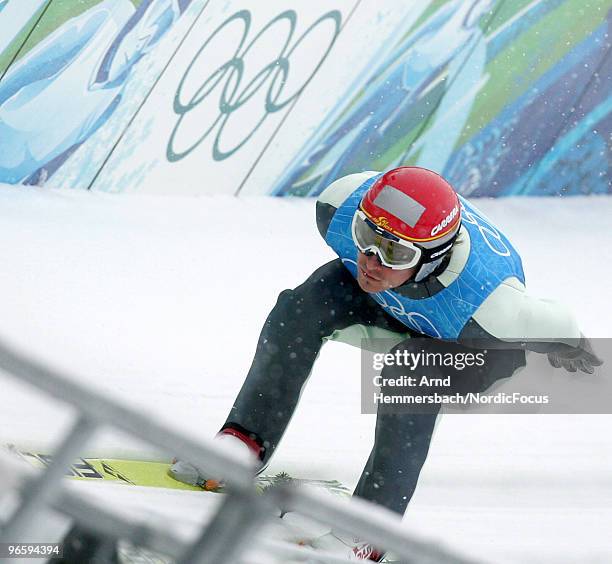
[373,216,393,230]
[430,206,459,237]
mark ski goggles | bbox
[351,210,422,270]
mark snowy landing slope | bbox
[0,185,611,563]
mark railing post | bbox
[178,491,271,564]
[0,337,478,564]
[0,414,96,542]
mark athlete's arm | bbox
[458,277,584,353]
[458,284,602,373]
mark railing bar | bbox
[283,486,481,564]
[179,493,269,564]
[0,414,95,542]
[0,338,479,564]
[0,339,254,489]
[53,489,185,559]
[260,538,368,563]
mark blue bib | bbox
[325,176,525,339]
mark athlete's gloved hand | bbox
[168,432,259,490]
[547,336,603,374]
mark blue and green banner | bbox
[0,0,610,196]
[272,0,612,197]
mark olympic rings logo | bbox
[371,291,443,338]
[460,202,511,257]
[167,9,341,162]
[341,258,442,338]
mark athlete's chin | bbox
[357,274,385,293]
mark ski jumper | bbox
[222,172,579,515]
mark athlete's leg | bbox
[222,259,409,465]
[354,338,526,515]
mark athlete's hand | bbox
[168,432,259,490]
[547,336,603,374]
[168,458,224,490]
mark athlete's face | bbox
[356,251,416,293]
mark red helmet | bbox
[359,167,461,263]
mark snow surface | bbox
[0,184,611,563]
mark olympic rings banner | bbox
[0,0,610,196]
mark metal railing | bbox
[0,337,478,564]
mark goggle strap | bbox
[418,222,461,263]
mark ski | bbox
[7,446,403,561]
[7,445,350,496]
